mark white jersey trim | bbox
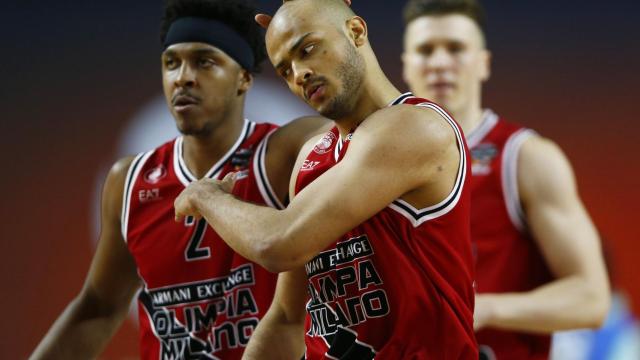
[173,119,256,186]
[387,100,468,227]
[252,128,285,210]
[501,128,536,231]
[466,109,499,148]
[334,132,344,163]
[121,150,155,242]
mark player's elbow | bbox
[254,232,310,273]
[572,277,610,329]
[76,286,131,320]
[584,287,611,328]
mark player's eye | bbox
[418,45,434,56]
[302,44,315,57]
[448,43,464,54]
[198,58,216,68]
[164,57,178,69]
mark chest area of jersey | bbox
[296,130,347,193]
[305,234,390,335]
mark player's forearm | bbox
[193,189,308,272]
[31,295,128,359]
[479,275,610,333]
[242,306,305,360]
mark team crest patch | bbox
[314,131,337,154]
[144,164,167,184]
[471,143,498,176]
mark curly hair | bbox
[160,0,266,73]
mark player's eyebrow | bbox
[275,32,315,70]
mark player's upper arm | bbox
[266,105,459,269]
[271,116,332,158]
[265,116,332,204]
[80,156,141,313]
[518,137,609,295]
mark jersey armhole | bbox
[501,128,537,232]
[252,130,286,210]
[121,150,155,242]
[388,102,468,227]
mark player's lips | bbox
[172,94,201,112]
[428,82,456,93]
[305,83,325,103]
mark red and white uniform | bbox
[296,93,477,359]
[122,120,281,360]
[467,110,552,360]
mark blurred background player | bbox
[401,0,610,358]
[30,0,327,358]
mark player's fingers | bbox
[220,171,237,193]
[255,14,272,29]
[174,195,188,222]
[222,171,236,182]
[344,0,351,6]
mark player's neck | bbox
[334,67,401,137]
[182,111,246,179]
[451,104,484,136]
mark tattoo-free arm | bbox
[31,158,141,359]
[474,137,610,333]
[175,106,456,272]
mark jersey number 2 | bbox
[185,217,211,261]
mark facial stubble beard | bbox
[319,39,365,120]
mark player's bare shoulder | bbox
[103,155,137,210]
[269,115,332,154]
[517,135,577,204]
[358,104,459,163]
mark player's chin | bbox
[176,120,209,137]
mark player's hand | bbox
[473,294,496,331]
[255,1,351,29]
[174,178,219,222]
[219,171,239,194]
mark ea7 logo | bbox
[301,160,321,172]
[139,188,161,203]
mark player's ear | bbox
[346,16,367,47]
[480,49,492,82]
[255,14,272,29]
[237,69,253,96]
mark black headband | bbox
[164,17,255,71]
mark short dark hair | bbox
[160,0,266,73]
[403,0,486,34]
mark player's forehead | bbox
[266,7,330,60]
[405,14,482,48]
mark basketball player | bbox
[401,0,610,358]
[174,0,477,358]
[30,0,329,359]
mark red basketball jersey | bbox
[295,93,477,359]
[467,110,552,360]
[122,120,281,360]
